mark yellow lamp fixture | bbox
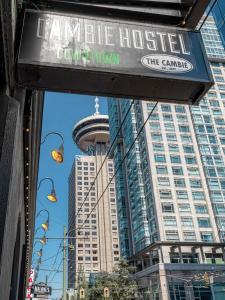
[41,220,49,231]
[41,132,64,163]
[47,188,57,202]
[51,144,64,163]
[37,249,43,257]
[40,237,47,245]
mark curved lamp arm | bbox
[36,209,50,222]
[41,132,64,145]
[38,177,55,191]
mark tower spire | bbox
[94,96,100,115]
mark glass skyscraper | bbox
[108,15,225,300]
[212,0,225,49]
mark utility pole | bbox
[63,226,67,300]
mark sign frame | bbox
[17,9,214,105]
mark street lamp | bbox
[40,236,47,245]
[36,209,50,231]
[38,177,58,202]
[41,132,64,163]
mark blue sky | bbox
[34,92,108,299]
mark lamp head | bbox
[37,249,43,257]
[51,144,64,163]
[40,237,47,245]
[47,188,57,202]
[41,220,49,231]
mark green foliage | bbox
[88,260,138,300]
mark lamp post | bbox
[36,209,50,231]
[38,177,58,202]
[41,131,64,163]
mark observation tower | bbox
[72,97,109,154]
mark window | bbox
[151,113,159,120]
[177,114,188,123]
[195,125,205,133]
[151,133,163,142]
[156,166,168,174]
[195,205,208,214]
[163,216,177,226]
[187,167,200,176]
[198,218,210,228]
[158,177,170,186]
[183,146,194,153]
[176,190,188,200]
[190,179,202,188]
[170,155,181,164]
[155,154,166,163]
[185,156,197,165]
[166,134,177,142]
[183,231,196,241]
[215,118,225,125]
[175,105,185,113]
[181,217,193,227]
[205,253,224,264]
[211,191,223,202]
[153,143,164,152]
[163,114,173,122]
[205,167,216,177]
[179,204,191,212]
[181,135,192,143]
[217,167,225,177]
[192,191,205,200]
[162,203,174,213]
[161,104,171,112]
[159,190,172,199]
[172,167,183,175]
[214,204,225,214]
[179,125,190,133]
[164,123,175,132]
[150,122,161,131]
[201,232,213,242]
[174,178,186,187]
[168,144,179,152]
[165,230,179,241]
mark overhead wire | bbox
[79,101,158,230]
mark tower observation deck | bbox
[72,97,109,153]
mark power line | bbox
[48,258,63,283]
[79,101,158,230]
[72,99,135,227]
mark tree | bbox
[88,260,139,300]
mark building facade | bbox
[68,103,120,288]
[108,15,225,300]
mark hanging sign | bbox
[18,10,214,104]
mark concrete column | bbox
[178,246,183,263]
[149,251,153,266]
[158,264,169,300]
[158,246,164,263]
[200,246,206,264]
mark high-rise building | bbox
[108,16,225,300]
[68,99,120,288]
[212,0,225,49]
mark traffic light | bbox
[80,288,85,299]
[104,287,109,298]
[204,272,210,287]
